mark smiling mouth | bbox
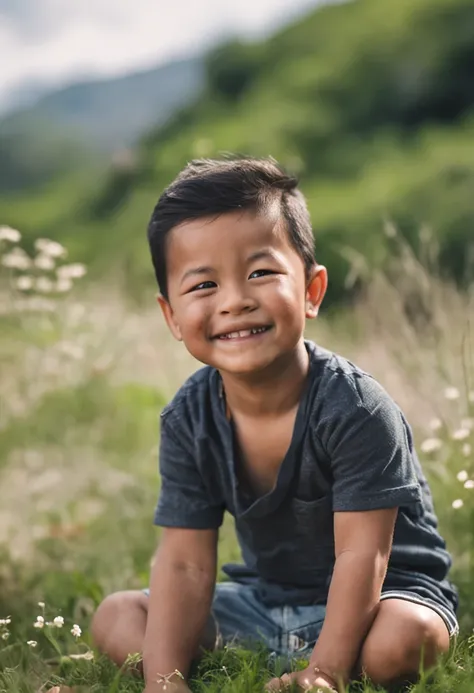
[215,325,272,340]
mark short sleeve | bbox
[321,373,422,512]
[154,417,225,530]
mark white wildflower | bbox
[38,602,45,609]
[28,296,56,312]
[452,428,470,441]
[464,480,474,490]
[1,632,9,640]
[452,499,464,509]
[16,275,33,291]
[35,277,54,293]
[71,624,82,638]
[34,238,48,252]
[70,650,94,660]
[444,387,460,400]
[429,418,443,431]
[34,238,67,258]
[0,618,11,625]
[57,263,87,279]
[19,296,56,313]
[462,443,472,457]
[53,616,64,628]
[26,640,37,647]
[57,341,84,360]
[457,470,469,482]
[55,277,73,293]
[1,248,31,270]
[34,253,55,270]
[125,652,144,667]
[34,616,44,629]
[0,226,21,243]
[420,438,442,454]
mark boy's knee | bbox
[91,590,147,650]
[360,604,449,685]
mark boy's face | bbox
[158,209,327,376]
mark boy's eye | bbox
[189,280,216,292]
[249,269,276,279]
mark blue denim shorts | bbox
[145,581,458,660]
[209,581,325,659]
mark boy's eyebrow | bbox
[247,249,279,262]
[180,266,214,284]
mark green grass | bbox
[1,632,474,692]
[0,231,473,691]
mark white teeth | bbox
[220,330,250,339]
[219,327,268,339]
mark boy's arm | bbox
[143,526,218,688]
[308,507,397,685]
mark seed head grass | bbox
[0,229,473,691]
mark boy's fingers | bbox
[265,671,337,692]
[265,673,294,691]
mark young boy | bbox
[92,157,458,692]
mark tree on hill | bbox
[2,0,474,302]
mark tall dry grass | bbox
[0,226,473,690]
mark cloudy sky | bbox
[0,0,321,111]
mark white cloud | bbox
[0,0,319,109]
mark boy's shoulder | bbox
[307,339,370,381]
[159,342,403,434]
[306,341,402,419]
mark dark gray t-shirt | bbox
[154,341,457,612]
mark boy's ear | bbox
[305,265,328,319]
[157,295,183,341]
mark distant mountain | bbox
[0,78,52,114]
[0,56,205,193]
[0,56,205,151]
[4,0,473,303]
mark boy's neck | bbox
[219,340,310,418]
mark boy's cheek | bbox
[182,304,212,336]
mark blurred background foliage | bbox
[1,2,474,687]
[1,0,474,305]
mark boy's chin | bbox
[183,336,302,375]
[209,352,282,377]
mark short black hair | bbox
[147,156,315,299]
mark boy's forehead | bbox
[167,209,290,268]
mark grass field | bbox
[0,229,473,692]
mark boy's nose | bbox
[219,285,257,315]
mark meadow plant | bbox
[0,224,473,691]
[0,225,86,306]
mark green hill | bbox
[2,0,474,303]
[0,57,204,193]
[1,57,204,151]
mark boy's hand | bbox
[265,667,338,692]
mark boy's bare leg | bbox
[91,591,148,669]
[359,599,451,688]
[91,590,218,670]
